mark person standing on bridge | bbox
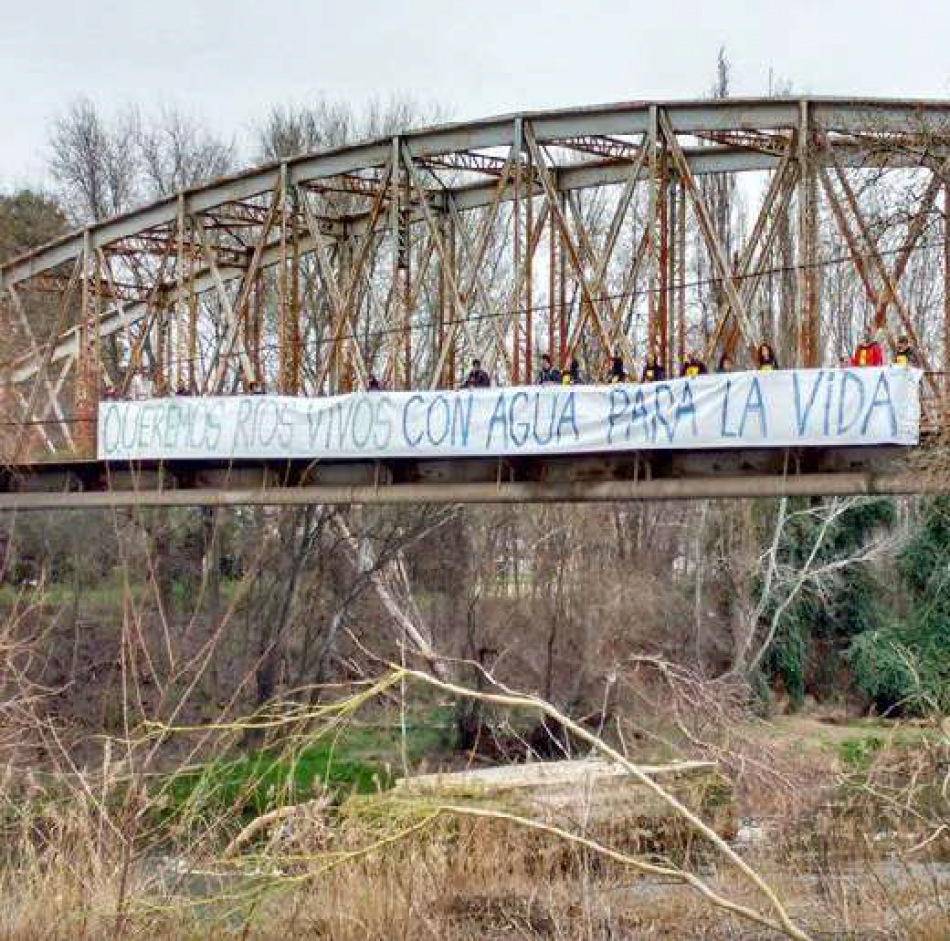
[641,352,665,383]
[851,329,883,367]
[605,354,627,383]
[893,336,919,367]
[537,353,561,384]
[755,343,778,372]
[561,358,583,385]
[682,352,708,378]
[463,359,491,389]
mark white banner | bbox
[97,367,921,462]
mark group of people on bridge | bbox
[452,328,919,392]
[528,344,779,389]
[150,328,918,399]
[848,329,919,369]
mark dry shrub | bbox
[616,657,830,816]
[0,594,945,940]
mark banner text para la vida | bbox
[98,367,920,461]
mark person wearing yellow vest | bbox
[755,342,779,372]
[561,358,583,385]
[681,352,707,378]
[851,329,883,367]
[893,336,919,367]
[640,352,665,383]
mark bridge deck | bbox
[0,444,932,509]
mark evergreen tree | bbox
[761,498,894,707]
[850,497,950,715]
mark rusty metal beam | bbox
[0,471,941,511]
[7,98,950,289]
[6,96,950,468]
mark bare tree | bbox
[48,97,139,223]
[134,105,235,198]
[49,99,234,221]
[724,497,902,679]
[256,99,355,162]
[255,94,451,162]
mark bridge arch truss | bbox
[3,97,950,461]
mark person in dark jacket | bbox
[893,336,919,367]
[755,342,779,372]
[536,353,561,384]
[606,353,627,383]
[561,358,583,385]
[367,375,382,391]
[681,352,708,378]
[463,359,491,388]
[641,352,665,383]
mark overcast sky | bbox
[2,0,950,189]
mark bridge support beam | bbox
[0,472,941,511]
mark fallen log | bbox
[392,758,730,837]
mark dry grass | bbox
[0,804,946,940]
[0,674,946,941]
[0,570,946,940]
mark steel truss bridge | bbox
[2,97,950,508]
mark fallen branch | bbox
[399,666,811,941]
[223,795,330,859]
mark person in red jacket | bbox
[851,329,883,367]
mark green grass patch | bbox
[152,710,457,833]
[155,742,393,829]
[838,734,886,769]
[0,578,145,613]
[837,727,937,770]
[338,717,456,765]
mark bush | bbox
[849,628,950,716]
[847,497,950,717]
